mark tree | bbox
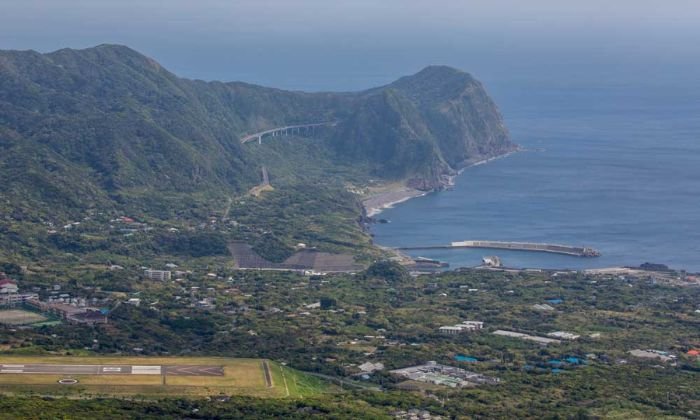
[320,297,337,310]
[0,262,22,276]
[364,260,409,283]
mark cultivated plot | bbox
[0,310,47,326]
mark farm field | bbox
[0,310,47,326]
[0,356,327,397]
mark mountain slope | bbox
[0,44,512,223]
[389,65,513,168]
[331,65,513,188]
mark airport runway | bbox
[165,365,224,376]
[0,364,224,376]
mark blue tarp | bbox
[455,355,478,362]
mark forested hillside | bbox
[0,44,512,259]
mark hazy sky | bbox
[1,0,699,90]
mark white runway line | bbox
[131,365,162,375]
[2,365,25,368]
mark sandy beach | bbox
[362,187,426,217]
[362,150,520,218]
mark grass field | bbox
[0,310,47,325]
[0,356,331,398]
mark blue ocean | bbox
[371,82,700,272]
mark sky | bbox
[1,0,699,91]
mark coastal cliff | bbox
[0,45,511,220]
[333,65,514,191]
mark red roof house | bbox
[0,278,18,294]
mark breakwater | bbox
[398,240,601,257]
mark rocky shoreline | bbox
[362,148,520,218]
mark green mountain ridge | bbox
[0,44,512,249]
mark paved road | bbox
[0,364,223,376]
[1,364,135,375]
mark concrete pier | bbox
[399,240,601,257]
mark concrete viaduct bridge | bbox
[240,121,337,144]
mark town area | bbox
[1,256,699,418]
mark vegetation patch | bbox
[0,310,47,326]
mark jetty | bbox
[398,240,601,257]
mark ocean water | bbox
[371,83,700,272]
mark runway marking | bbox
[4,371,90,374]
[1,369,23,373]
[164,365,224,376]
[102,367,122,372]
[2,364,25,368]
[281,366,290,397]
[132,366,162,375]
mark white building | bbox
[439,321,484,335]
[458,321,484,331]
[493,330,561,345]
[482,256,501,267]
[358,362,385,373]
[144,270,172,281]
[0,279,18,295]
[548,331,580,340]
[628,349,676,362]
[2,293,38,305]
[439,326,465,335]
